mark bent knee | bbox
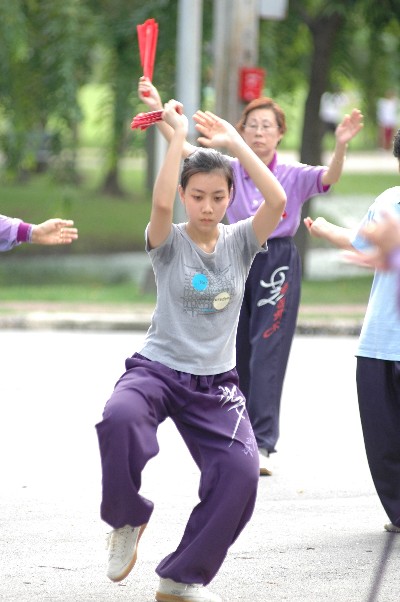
[219,446,259,489]
[97,391,155,435]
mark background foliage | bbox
[0,0,399,184]
[0,0,399,274]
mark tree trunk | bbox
[101,112,126,197]
[101,40,133,198]
[102,166,124,197]
[295,13,344,276]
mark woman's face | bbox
[179,170,231,233]
[241,107,283,162]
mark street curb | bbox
[0,312,151,332]
[0,312,363,336]
[296,321,362,336]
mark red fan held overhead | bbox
[131,109,163,131]
[131,105,182,131]
[137,18,158,95]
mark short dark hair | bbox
[180,148,236,204]
[393,129,400,159]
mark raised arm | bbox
[303,216,353,250]
[138,77,195,159]
[194,110,286,245]
[321,109,364,186]
[147,100,188,250]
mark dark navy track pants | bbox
[356,356,400,527]
[236,237,302,453]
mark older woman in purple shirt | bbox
[138,78,363,476]
[0,215,78,251]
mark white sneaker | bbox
[384,523,400,533]
[155,577,223,602]
[259,449,273,476]
[106,523,146,582]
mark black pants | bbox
[236,237,302,453]
[356,356,400,526]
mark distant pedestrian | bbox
[304,127,400,534]
[319,87,349,135]
[139,76,363,477]
[0,215,78,251]
[377,90,398,151]
[95,99,286,601]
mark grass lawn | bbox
[300,275,372,307]
[0,163,151,254]
[332,172,399,196]
[0,282,156,305]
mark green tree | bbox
[259,0,400,271]
[85,0,180,196]
[0,0,96,181]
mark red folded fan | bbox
[137,18,158,94]
[131,110,163,130]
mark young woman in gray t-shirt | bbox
[96,99,286,602]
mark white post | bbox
[173,0,204,222]
[176,0,203,144]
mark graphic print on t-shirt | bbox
[183,263,235,316]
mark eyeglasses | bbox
[244,123,279,133]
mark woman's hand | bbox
[335,109,364,145]
[138,76,163,110]
[193,110,242,150]
[362,211,400,256]
[303,216,329,239]
[31,219,78,245]
[162,100,188,134]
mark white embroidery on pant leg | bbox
[244,434,257,456]
[257,265,289,307]
[218,385,256,454]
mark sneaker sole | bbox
[109,523,147,583]
[384,523,400,533]
[155,593,211,602]
[155,593,187,602]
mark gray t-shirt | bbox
[139,218,263,375]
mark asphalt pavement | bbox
[1,331,399,602]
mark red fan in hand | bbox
[131,109,163,131]
[137,18,158,95]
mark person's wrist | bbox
[30,225,39,244]
[17,221,33,243]
[332,143,348,164]
[388,246,400,270]
[173,125,187,138]
[332,156,346,166]
[230,134,247,151]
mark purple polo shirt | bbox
[0,215,32,251]
[226,152,329,238]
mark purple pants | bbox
[96,353,259,585]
